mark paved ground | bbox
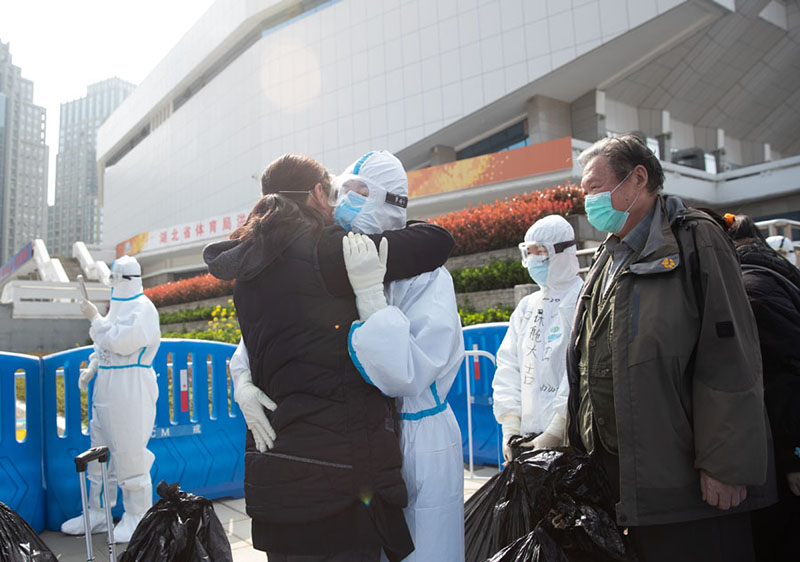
[39,466,499,561]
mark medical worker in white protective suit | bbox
[766,235,797,267]
[337,150,466,562]
[60,255,160,543]
[492,215,583,462]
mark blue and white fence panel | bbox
[42,340,243,530]
[3,326,511,532]
[0,352,46,532]
[447,322,509,470]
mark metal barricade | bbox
[0,352,46,532]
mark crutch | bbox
[75,446,117,562]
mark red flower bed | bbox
[431,184,584,256]
[145,273,233,307]
[146,184,584,306]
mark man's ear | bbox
[633,164,649,191]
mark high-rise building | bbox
[48,78,134,257]
[0,40,48,264]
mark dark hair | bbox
[261,153,331,197]
[727,214,769,247]
[695,207,729,231]
[231,154,330,244]
[578,134,665,193]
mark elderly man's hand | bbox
[700,470,747,510]
[787,472,800,496]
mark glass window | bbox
[456,121,528,160]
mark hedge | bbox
[450,259,528,293]
[146,274,232,308]
[431,183,584,257]
[160,306,217,325]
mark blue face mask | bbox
[527,255,550,286]
[528,263,549,286]
[334,192,367,230]
[584,171,636,233]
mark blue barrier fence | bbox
[1,325,510,532]
[41,340,243,531]
[446,322,509,467]
[0,340,243,532]
[0,352,46,532]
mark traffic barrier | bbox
[447,322,509,469]
[41,340,243,531]
[0,352,46,532]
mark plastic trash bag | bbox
[0,502,57,562]
[120,481,233,562]
[465,446,636,562]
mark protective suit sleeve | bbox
[690,220,768,486]
[318,222,455,297]
[230,338,251,388]
[90,303,160,357]
[347,269,464,398]
[491,298,528,423]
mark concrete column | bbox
[527,95,573,144]
[429,145,456,166]
[570,90,606,142]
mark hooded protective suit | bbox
[766,235,797,267]
[492,215,583,459]
[341,151,466,562]
[61,255,160,543]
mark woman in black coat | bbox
[727,215,800,562]
[204,154,455,561]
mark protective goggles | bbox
[108,271,141,284]
[328,173,408,209]
[518,239,576,266]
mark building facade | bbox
[96,0,800,283]
[0,40,48,264]
[47,78,135,257]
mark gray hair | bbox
[578,134,664,192]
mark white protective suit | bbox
[61,255,160,542]
[766,235,797,267]
[342,151,466,562]
[492,215,583,456]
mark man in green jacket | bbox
[567,134,776,562]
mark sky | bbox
[0,0,217,205]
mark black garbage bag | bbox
[464,446,636,562]
[488,527,569,562]
[0,502,57,562]
[120,481,233,562]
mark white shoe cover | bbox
[60,508,108,535]
[113,511,145,543]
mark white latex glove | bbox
[78,357,99,391]
[500,414,521,463]
[234,369,277,453]
[342,232,389,320]
[79,298,100,322]
[531,432,561,449]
